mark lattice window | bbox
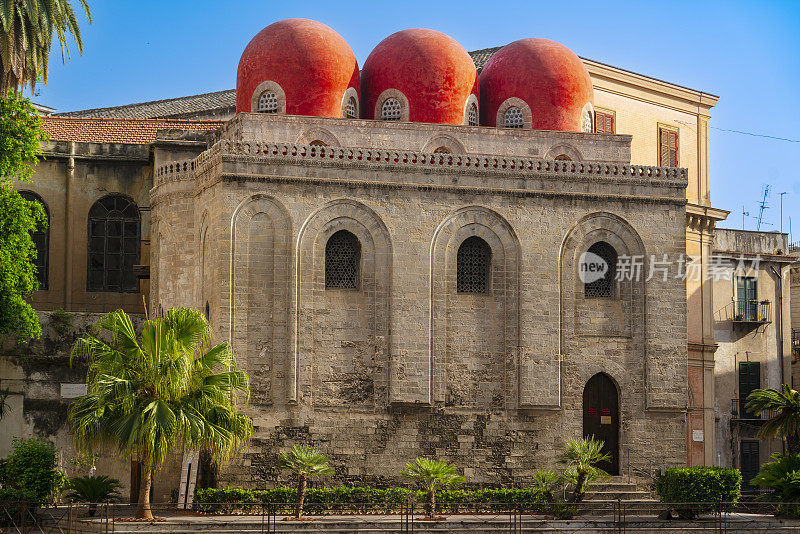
[584,241,616,299]
[257,91,278,113]
[19,191,49,289]
[381,98,402,121]
[433,146,451,154]
[87,194,140,292]
[457,236,491,293]
[309,140,327,146]
[555,154,571,161]
[468,103,478,126]
[504,107,524,128]
[325,230,361,289]
[345,97,357,119]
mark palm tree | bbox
[68,307,253,520]
[400,458,465,519]
[0,0,92,93]
[560,437,611,503]
[746,385,800,454]
[277,445,334,519]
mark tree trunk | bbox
[569,470,587,504]
[136,463,154,520]
[295,474,307,519]
[426,489,435,518]
[788,436,800,455]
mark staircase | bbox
[584,476,656,502]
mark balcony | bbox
[733,299,771,325]
[731,398,778,422]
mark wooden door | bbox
[740,440,760,492]
[583,373,620,475]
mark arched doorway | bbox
[583,373,620,475]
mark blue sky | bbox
[28,0,800,239]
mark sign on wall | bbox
[60,383,87,399]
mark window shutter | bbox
[594,111,614,134]
[659,128,679,167]
[738,362,761,418]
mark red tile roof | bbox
[41,116,224,144]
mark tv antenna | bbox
[756,184,770,231]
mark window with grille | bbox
[468,103,478,126]
[257,91,279,113]
[345,97,357,119]
[659,127,678,167]
[504,107,524,128]
[457,236,491,293]
[309,140,327,146]
[584,241,616,298]
[19,191,49,289]
[433,146,451,154]
[595,111,614,134]
[555,154,571,161]
[87,194,140,292]
[325,230,361,289]
[381,98,402,121]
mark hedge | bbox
[656,467,741,519]
[194,486,545,514]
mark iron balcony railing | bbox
[731,398,779,421]
[792,328,800,362]
[733,299,771,324]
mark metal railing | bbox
[625,446,657,484]
[733,300,771,324]
[4,499,800,534]
[731,398,778,421]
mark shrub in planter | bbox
[656,466,741,518]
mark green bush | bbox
[195,486,544,515]
[656,466,742,519]
[750,453,800,518]
[2,438,66,503]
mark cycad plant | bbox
[560,436,611,503]
[67,307,253,520]
[746,385,800,454]
[65,475,121,516]
[277,445,334,519]
[400,458,465,519]
[750,453,800,517]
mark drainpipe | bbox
[64,141,75,311]
[769,265,785,387]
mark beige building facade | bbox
[712,229,795,488]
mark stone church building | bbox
[1,18,730,496]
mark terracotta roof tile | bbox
[52,89,236,119]
[41,116,224,144]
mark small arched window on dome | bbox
[325,230,361,289]
[345,97,358,119]
[584,241,617,299]
[381,98,402,121]
[257,91,279,113]
[467,103,478,126]
[581,103,594,133]
[457,236,491,294]
[504,107,524,129]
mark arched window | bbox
[504,107,524,128]
[87,194,140,292]
[467,103,478,126]
[555,154,572,161]
[457,236,491,293]
[581,108,593,133]
[19,191,49,289]
[325,230,361,289]
[584,241,617,299]
[309,140,327,146]
[433,146,451,154]
[257,91,279,113]
[381,98,402,121]
[345,97,358,119]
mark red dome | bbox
[479,38,593,132]
[361,29,478,125]
[236,19,360,117]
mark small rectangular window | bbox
[738,361,760,419]
[736,276,758,321]
[659,127,679,167]
[594,111,614,134]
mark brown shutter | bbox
[659,128,669,166]
[594,111,614,134]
